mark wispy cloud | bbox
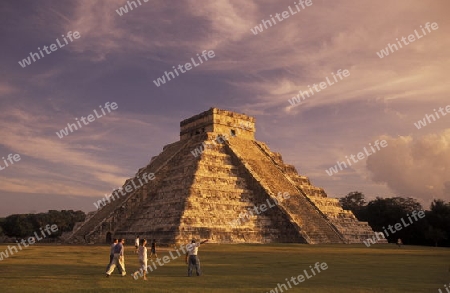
[0,104,174,197]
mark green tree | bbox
[426,199,450,247]
[365,197,425,244]
[339,191,367,220]
[0,210,86,238]
[2,214,35,237]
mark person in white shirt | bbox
[134,236,140,254]
[185,239,208,276]
[132,239,148,280]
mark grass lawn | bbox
[0,243,449,293]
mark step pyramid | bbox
[66,108,375,244]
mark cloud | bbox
[65,0,257,62]
[366,130,450,203]
[0,103,175,197]
[0,82,19,97]
[2,0,450,216]
[0,110,120,174]
[0,176,101,197]
[214,1,450,115]
[186,0,258,46]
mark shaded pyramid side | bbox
[225,136,345,244]
[250,140,376,243]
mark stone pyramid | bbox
[67,108,375,244]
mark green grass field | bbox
[0,243,449,292]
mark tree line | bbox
[0,210,86,239]
[340,192,450,247]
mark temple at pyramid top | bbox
[180,107,255,140]
[66,107,378,245]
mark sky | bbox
[0,0,449,217]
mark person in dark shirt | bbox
[150,239,157,260]
[106,239,126,277]
[106,239,118,271]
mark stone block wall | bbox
[180,108,255,141]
